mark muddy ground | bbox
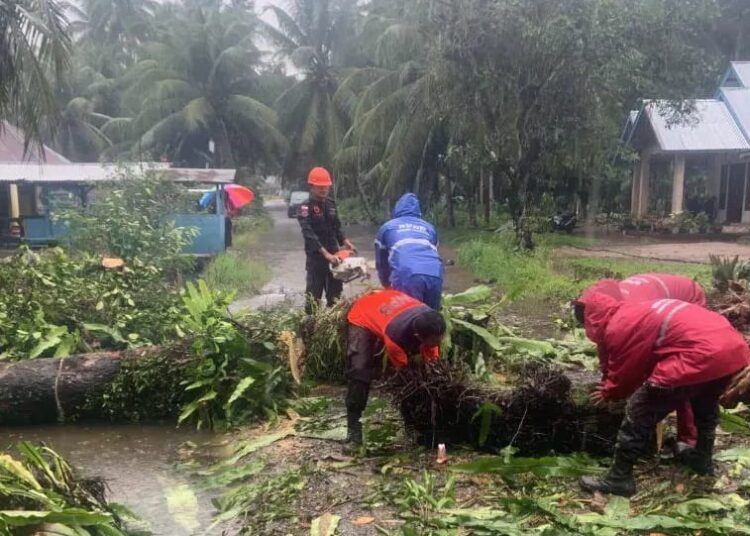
[189,388,406,536]
[560,235,750,264]
[188,387,750,536]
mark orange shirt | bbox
[347,289,440,368]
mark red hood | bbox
[579,292,622,346]
[582,279,622,301]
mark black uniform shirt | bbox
[297,196,346,255]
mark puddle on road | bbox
[2,423,217,535]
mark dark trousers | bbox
[345,325,384,417]
[225,217,233,248]
[614,375,732,466]
[305,254,343,314]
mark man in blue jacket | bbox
[375,193,444,309]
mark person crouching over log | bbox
[587,273,706,306]
[573,292,750,496]
[345,289,446,447]
[582,273,707,452]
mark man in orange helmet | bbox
[298,167,355,314]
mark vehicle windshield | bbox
[290,191,309,204]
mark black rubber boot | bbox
[345,411,363,446]
[580,455,636,497]
[684,430,715,476]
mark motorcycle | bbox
[551,212,577,233]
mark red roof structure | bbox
[0,122,70,164]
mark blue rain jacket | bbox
[375,193,443,288]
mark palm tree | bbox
[333,4,444,203]
[0,0,71,147]
[76,0,156,73]
[119,3,287,168]
[263,0,359,182]
[52,97,112,161]
[44,49,126,162]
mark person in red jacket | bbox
[345,289,446,445]
[585,273,706,306]
[574,293,750,496]
[582,273,707,451]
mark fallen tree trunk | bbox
[0,348,163,425]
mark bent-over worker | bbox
[574,293,749,496]
[345,289,446,445]
[582,273,707,450]
[298,167,355,314]
[375,193,443,309]
[585,273,706,306]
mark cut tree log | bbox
[0,347,162,425]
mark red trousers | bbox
[677,401,698,446]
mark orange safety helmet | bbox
[308,166,333,186]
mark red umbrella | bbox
[225,184,255,210]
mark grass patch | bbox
[456,232,710,302]
[203,213,273,296]
[203,252,271,295]
[562,257,711,288]
[232,213,272,251]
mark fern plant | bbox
[710,255,750,292]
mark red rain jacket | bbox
[583,273,706,307]
[347,289,440,368]
[580,293,750,401]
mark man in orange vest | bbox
[345,289,446,445]
[297,167,355,314]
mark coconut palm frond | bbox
[275,79,315,131]
[101,117,133,143]
[226,95,288,152]
[334,143,382,172]
[136,111,189,153]
[334,67,391,120]
[1,0,72,150]
[298,91,322,155]
[375,22,423,69]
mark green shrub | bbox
[0,247,183,360]
[456,232,710,302]
[203,252,271,295]
[458,234,578,301]
[710,255,750,291]
[55,168,197,269]
[176,281,292,430]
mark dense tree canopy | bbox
[1,0,748,235]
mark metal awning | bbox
[0,163,236,184]
[718,87,750,144]
[634,100,750,152]
[0,122,71,164]
[721,61,750,89]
